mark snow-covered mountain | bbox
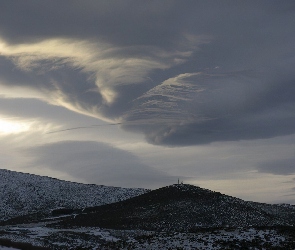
[1,174,295,249]
[0,169,148,221]
[1,183,295,249]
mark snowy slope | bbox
[0,247,20,250]
[1,224,294,249]
[1,179,295,249]
[0,169,148,221]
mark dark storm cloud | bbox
[0,0,202,47]
[1,1,295,145]
[23,141,176,188]
[123,72,295,145]
[257,158,295,175]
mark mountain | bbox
[57,184,295,231]
[1,177,295,249]
[0,169,148,221]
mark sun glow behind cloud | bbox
[0,118,31,134]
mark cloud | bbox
[0,32,206,120]
[0,1,208,48]
[257,158,295,175]
[23,141,177,188]
[123,72,295,145]
[0,1,295,146]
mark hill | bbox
[58,184,295,231]
[0,169,148,221]
[0,179,295,249]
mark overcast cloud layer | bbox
[0,1,294,145]
[0,1,295,203]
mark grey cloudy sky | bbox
[0,1,295,204]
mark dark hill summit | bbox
[57,184,295,231]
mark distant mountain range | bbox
[0,169,148,221]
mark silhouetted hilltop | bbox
[58,184,295,231]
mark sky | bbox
[0,1,295,204]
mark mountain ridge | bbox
[56,183,295,231]
[1,170,295,249]
[0,168,149,221]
